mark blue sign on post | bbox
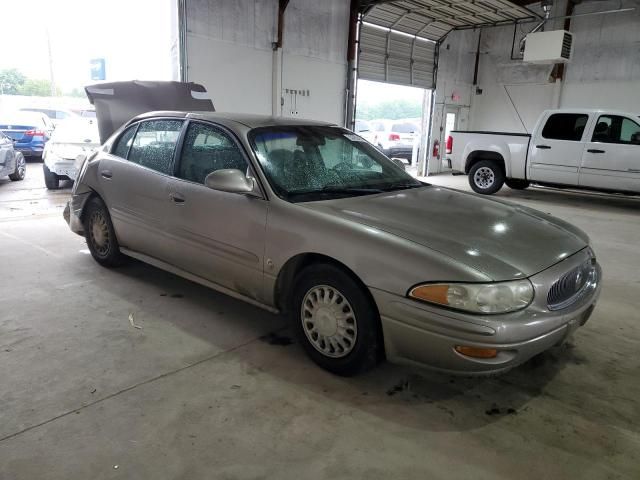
[90,58,106,81]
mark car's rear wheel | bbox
[469,160,505,194]
[43,164,59,190]
[83,197,125,267]
[505,178,530,190]
[9,153,26,181]
[290,263,381,376]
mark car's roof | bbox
[133,110,338,129]
[544,108,640,117]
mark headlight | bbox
[408,279,534,314]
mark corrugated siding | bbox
[358,23,436,89]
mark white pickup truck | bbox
[448,109,640,195]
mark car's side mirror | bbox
[630,132,640,145]
[204,169,260,197]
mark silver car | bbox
[65,107,601,376]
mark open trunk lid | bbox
[85,81,215,144]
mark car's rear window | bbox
[391,123,418,133]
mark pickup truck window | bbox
[542,113,588,141]
[592,115,640,145]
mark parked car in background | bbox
[42,118,100,189]
[65,91,601,376]
[353,119,377,145]
[0,130,26,182]
[20,107,80,126]
[448,109,640,195]
[369,119,420,163]
[0,112,54,159]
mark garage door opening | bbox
[354,79,432,177]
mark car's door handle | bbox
[100,170,113,179]
[587,149,605,154]
[535,145,551,149]
[628,168,640,173]
[169,192,185,204]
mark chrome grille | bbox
[547,257,598,311]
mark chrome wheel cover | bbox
[474,167,495,189]
[89,210,110,256]
[301,285,357,358]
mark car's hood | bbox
[85,81,215,144]
[301,186,588,280]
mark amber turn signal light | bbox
[454,346,498,359]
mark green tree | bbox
[66,87,87,98]
[0,69,26,95]
[357,99,422,121]
[17,79,57,96]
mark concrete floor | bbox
[1,162,639,479]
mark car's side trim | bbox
[119,247,280,314]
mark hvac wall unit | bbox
[523,30,573,64]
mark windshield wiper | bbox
[380,182,423,192]
[320,186,384,194]
[288,186,383,198]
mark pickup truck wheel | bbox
[290,264,381,376]
[469,160,505,194]
[83,197,125,267]
[9,153,26,181]
[505,178,530,190]
[43,164,59,190]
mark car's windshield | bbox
[249,126,423,202]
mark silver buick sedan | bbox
[65,110,601,376]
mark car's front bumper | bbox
[63,192,91,236]
[372,248,602,375]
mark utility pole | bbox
[45,27,57,97]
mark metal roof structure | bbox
[357,0,540,88]
[360,0,539,41]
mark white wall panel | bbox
[183,0,349,124]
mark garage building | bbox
[0,1,639,479]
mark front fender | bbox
[264,200,490,306]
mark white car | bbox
[19,107,80,127]
[353,119,378,145]
[369,119,420,163]
[42,118,100,189]
[448,109,640,195]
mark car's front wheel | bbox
[9,153,26,181]
[83,197,125,267]
[43,164,59,190]
[290,263,382,376]
[469,160,505,194]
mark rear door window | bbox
[176,122,248,184]
[592,115,640,145]
[128,119,183,175]
[391,122,418,133]
[112,125,137,159]
[541,113,588,141]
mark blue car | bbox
[0,112,54,159]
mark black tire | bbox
[505,178,530,190]
[468,160,505,195]
[83,197,125,267]
[8,153,26,181]
[43,164,60,190]
[290,263,382,376]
